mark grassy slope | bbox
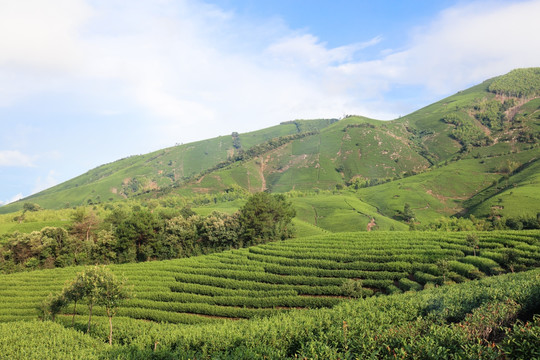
[190,116,430,194]
[468,156,540,218]
[397,80,495,162]
[356,149,540,223]
[0,123,308,213]
[291,194,408,232]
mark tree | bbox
[51,265,131,345]
[95,267,131,345]
[402,203,415,223]
[466,233,480,256]
[93,230,118,264]
[162,215,198,258]
[198,212,240,249]
[38,293,66,321]
[79,266,103,333]
[115,207,161,262]
[437,259,450,283]
[62,273,87,327]
[23,202,41,212]
[501,248,519,273]
[238,193,295,245]
[70,208,101,242]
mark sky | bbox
[1,0,540,206]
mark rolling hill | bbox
[1,68,539,228]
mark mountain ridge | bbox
[1,68,539,226]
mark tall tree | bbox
[238,192,295,245]
[115,207,161,262]
[70,208,101,242]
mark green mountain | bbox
[2,68,539,227]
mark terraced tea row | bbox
[0,230,538,324]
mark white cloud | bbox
[359,0,540,95]
[0,0,93,106]
[32,170,59,194]
[0,193,24,206]
[1,0,540,147]
[0,150,34,167]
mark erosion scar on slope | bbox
[259,156,267,191]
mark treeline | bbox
[414,214,540,231]
[0,193,295,274]
[488,67,540,98]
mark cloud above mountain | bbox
[1,0,539,204]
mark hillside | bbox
[1,68,539,228]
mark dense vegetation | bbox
[0,193,295,273]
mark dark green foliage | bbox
[115,208,161,262]
[395,202,415,222]
[22,203,41,212]
[239,192,296,245]
[38,292,66,321]
[231,131,241,150]
[1,194,295,273]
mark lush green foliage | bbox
[488,67,540,97]
[0,320,105,359]
[1,69,539,237]
[0,193,295,273]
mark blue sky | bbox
[1,0,540,206]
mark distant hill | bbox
[2,68,539,225]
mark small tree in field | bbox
[466,233,480,256]
[437,259,450,283]
[63,273,87,327]
[96,268,131,345]
[77,266,104,333]
[39,293,66,321]
[401,203,415,223]
[43,265,131,345]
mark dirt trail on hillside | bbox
[259,156,267,191]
